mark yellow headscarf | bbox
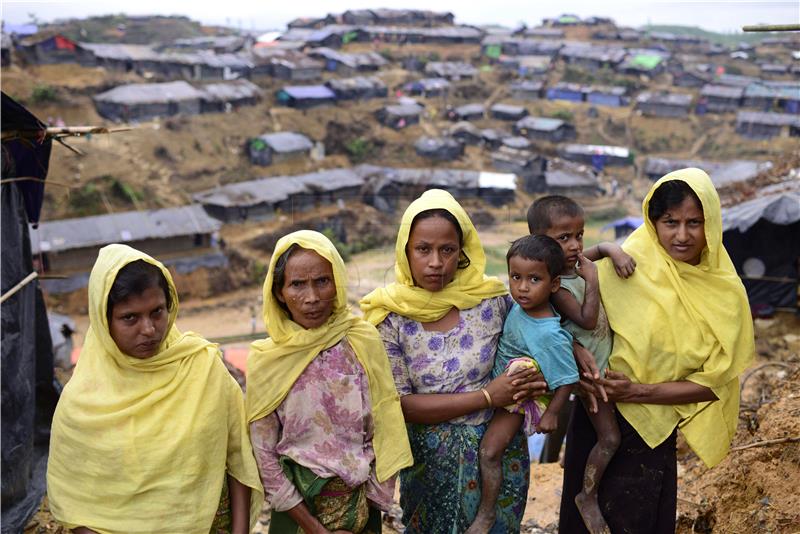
[359,189,507,325]
[47,244,263,534]
[598,168,755,467]
[245,230,413,483]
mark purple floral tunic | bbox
[376,295,512,425]
[249,339,395,512]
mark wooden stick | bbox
[730,436,800,452]
[742,24,800,32]
[0,271,38,304]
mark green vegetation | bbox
[68,176,143,216]
[250,260,268,284]
[641,24,763,46]
[321,227,387,263]
[109,177,143,204]
[344,137,376,163]
[30,84,58,104]
[68,183,103,216]
[42,14,218,45]
[562,66,638,91]
[551,109,575,122]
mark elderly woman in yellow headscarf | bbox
[47,244,263,534]
[359,189,548,533]
[246,230,412,534]
[559,169,755,534]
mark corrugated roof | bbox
[491,103,527,115]
[737,111,800,127]
[94,81,205,105]
[78,42,160,61]
[455,103,485,116]
[30,204,220,254]
[722,191,800,232]
[546,168,600,188]
[701,84,744,99]
[383,103,424,116]
[744,82,800,100]
[258,131,313,153]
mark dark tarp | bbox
[1,92,52,225]
[1,93,59,533]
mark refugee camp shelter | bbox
[1,33,11,66]
[643,157,772,187]
[248,131,314,166]
[75,43,161,72]
[199,79,262,112]
[514,116,576,142]
[698,84,743,113]
[424,61,478,81]
[543,160,604,196]
[491,146,545,179]
[403,77,451,97]
[635,91,693,117]
[376,103,423,129]
[275,85,337,108]
[325,76,387,100]
[490,103,529,121]
[602,216,644,239]
[743,83,800,113]
[29,205,222,276]
[270,54,324,80]
[735,111,800,139]
[559,144,631,169]
[450,103,485,121]
[447,121,483,145]
[17,33,78,64]
[585,85,629,107]
[722,189,800,312]
[93,81,205,121]
[546,82,584,103]
[559,44,626,71]
[510,80,544,100]
[414,136,465,161]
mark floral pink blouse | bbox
[249,339,395,512]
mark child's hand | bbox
[609,246,636,279]
[536,412,558,434]
[575,253,598,283]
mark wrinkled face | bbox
[109,285,169,359]
[406,215,461,292]
[543,214,584,274]
[508,256,560,317]
[654,195,707,265]
[277,248,336,329]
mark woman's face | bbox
[654,195,707,265]
[406,215,461,292]
[109,285,169,359]
[277,248,337,329]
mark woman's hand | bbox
[573,344,607,405]
[596,370,637,402]
[484,367,547,407]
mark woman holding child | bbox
[359,189,547,533]
[47,244,263,534]
[559,168,755,533]
[247,230,413,534]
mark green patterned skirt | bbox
[400,421,529,534]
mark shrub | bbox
[344,137,374,163]
[31,84,58,104]
[68,183,103,215]
[552,109,574,122]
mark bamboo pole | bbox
[0,271,38,304]
[742,24,800,32]
[730,436,800,451]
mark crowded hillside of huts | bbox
[7,9,799,311]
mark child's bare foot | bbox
[574,492,610,534]
[464,510,495,534]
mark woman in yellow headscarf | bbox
[359,189,547,534]
[559,168,755,534]
[47,244,263,534]
[246,230,412,534]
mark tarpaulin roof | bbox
[279,85,336,99]
[736,111,800,127]
[644,157,772,187]
[29,204,220,254]
[257,131,313,153]
[515,116,565,132]
[200,79,263,102]
[722,191,800,233]
[94,81,204,105]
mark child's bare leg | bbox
[574,398,620,534]
[465,410,523,534]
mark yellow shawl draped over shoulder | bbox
[47,244,263,534]
[598,168,755,467]
[245,230,413,483]
[359,189,507,325]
